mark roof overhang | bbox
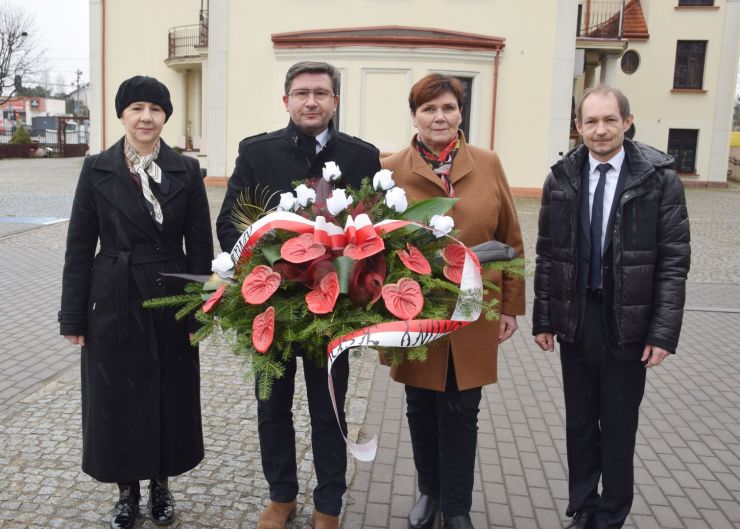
[272,26,505,53]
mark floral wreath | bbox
[146,162,522,460]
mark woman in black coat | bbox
[59,76,213,529]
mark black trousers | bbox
[560,295,646,529]
[255,352,349,516]
[405,358,482,517]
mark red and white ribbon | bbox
[230,211,482,462]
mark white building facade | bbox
[89,0,740,191]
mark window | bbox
[621,50,640,75]
[453,76,473,141]
[667,129,698,173]
[673,41,706,89]
[678,0,714,5]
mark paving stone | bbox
[2,162,740,527]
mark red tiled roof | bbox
[623,0,649,39]
[587,0,649,40]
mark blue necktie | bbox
[589,163,611,289]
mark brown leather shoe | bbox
[256,499,297,529]
[312,510,340,529]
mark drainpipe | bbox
[618,0,626,39]
[101,0,106,149]
[490,48,501,150]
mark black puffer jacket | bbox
[532,140,690,354]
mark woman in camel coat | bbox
[381,73,525,529]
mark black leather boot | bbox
[148,478,175,525]
[564,510,596,529]
[443,513,475,529]
[110,483,140,529]
[408,494,439,529]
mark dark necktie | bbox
[588,163,611,289]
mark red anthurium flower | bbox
[397,243,432,275]
[441,244,480,284]
[242,265,281,304]
[382,278,424,320]
[281,233,327,263]
[306,256,336,289]
[306,272,340,314]
[272,253,333,288]
[343,236,385,261]
[252,306,275,354]
[203,285,227,313]
[349,254,387,307]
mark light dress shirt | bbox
[315,128,330,154]
[588,148,625,252]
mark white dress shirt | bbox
[588,148,625,252]
[315,128,330,154]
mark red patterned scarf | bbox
[414,133,460,198]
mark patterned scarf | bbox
[124,138,164,230]
[414,133,460,198]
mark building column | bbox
[549,0,579,163]
[200,63,208,155]
[599,54,618,85]
[193,70,202,150]
[88,0,103,153]
[183,71,190,149]
[708,0,740,183]
[206,0,228,176]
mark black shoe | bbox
[564,510,596,529]
[110,486,140,529]
[442,514,474,529]
[148,478,175,525]
[408,494,439,529]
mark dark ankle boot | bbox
[148,478,175,525]
[408,494,439,529]
[443,513,475,529]
[110,483,140,529]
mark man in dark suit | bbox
[216,61,380,529]
[532,86,690,529]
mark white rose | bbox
[322,161,342,182]
[372,169,395,191]
[295,184,316,208]
[326,188,354,216]
[211,252,235,278]
[276,191,296,212]
[384,187,408,213]
[429,214,455,237]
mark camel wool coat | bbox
[381,136,525,391]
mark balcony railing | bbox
[167,9,208,60]
[577,1,626,39]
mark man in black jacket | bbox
[532,86,690,529]
[216,61,380,529]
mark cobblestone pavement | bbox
[0,157,739,528]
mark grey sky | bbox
[4,1,740,100]
[5,0,89,94]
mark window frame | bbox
[673,40,707,90]
[452,75,473,142]
[621,50,640,75]
[667,128,699,174]
[677,0,714,6]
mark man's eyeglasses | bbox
[287,89,335,102]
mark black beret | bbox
[115,76,173,122]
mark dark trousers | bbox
[405,358,482,517]
[560,295,646,529]
[255,352,349,516]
